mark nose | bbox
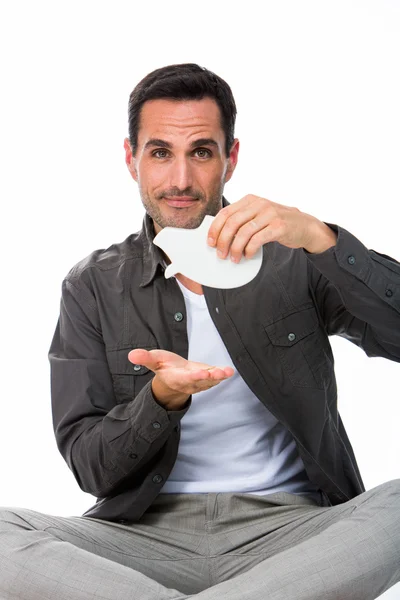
[169,157,193,191]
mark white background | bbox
[0,1,399,598]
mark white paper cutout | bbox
[153,214,263,289]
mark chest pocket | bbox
[264,306,330,390]
[106,347,155,404]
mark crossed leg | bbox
[0,480,399,600]
[198,479,400,600]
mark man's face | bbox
[124,97,239,235]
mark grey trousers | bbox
[0,480,399,600]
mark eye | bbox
[194,148,212,158]
[152,150,169,159]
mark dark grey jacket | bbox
[49,197,400,523]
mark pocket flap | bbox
[265,307,319,347]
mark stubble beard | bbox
[139,181,225,231]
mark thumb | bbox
[128,349,158,371]
[128,348,187,373]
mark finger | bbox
[229,216,274,263]
[195,366,234,379]
[250,222,289,256]
[216,206,265,260]
[190,372,227,392]
[214,366,235,378]
[192,367,221,379]
[207,196,255,247]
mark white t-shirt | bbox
[160,277,320,501]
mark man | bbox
[0,63,399,600]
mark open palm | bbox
[128,348,235,395]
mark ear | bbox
[124,137,138,182]
[224,138,240,184]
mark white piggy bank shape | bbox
[153,214,263,289]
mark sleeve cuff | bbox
[128,380,192,444]
[304,222,373,286]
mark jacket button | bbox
[288,332,296,342]
[129,452,137,459]
[347,255,356,265]
[152,422,161,429]
[174,312,184,322]
[133,364,142,371]
[152,474,163,484]
[385,289,393,297]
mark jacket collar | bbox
[140,195,231,287]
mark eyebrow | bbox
[144,137,219,150]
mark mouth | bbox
[163,197,198,208]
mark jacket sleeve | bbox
[48,276,191,498]
[305,223,400,362]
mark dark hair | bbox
[128,63,237,157]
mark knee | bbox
[376,479,400,499]
[0,507,33,529]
